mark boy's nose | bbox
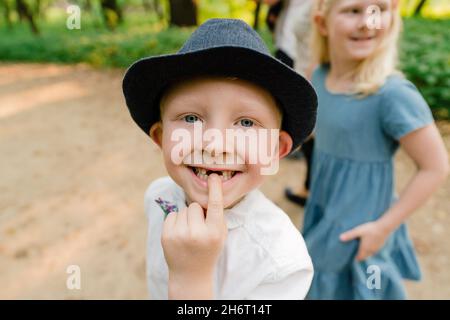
[203,130,228,156]
[201,125,237,161]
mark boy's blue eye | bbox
[239,119,254,127]
[184,114,199,123]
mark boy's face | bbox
[150,77,293,209]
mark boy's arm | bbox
[168,272,215,300]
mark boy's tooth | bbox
[222,171,230,181]
[196,170,207,181]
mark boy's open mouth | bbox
[188,166,241,182]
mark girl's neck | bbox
[326,54,361,94]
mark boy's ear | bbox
[149,122,163,148]
[314,13,328,36]
[278,131,293,159]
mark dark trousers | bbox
[301,137,314,190]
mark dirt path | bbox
[0,63,449,299]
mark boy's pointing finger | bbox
[206,173,224,224]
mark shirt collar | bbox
[224,189,261,229]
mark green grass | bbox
[0,13,447,119]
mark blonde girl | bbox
[302,0,448,299]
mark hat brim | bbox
[122,46,317,151]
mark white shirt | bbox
[144,176,313,300]
[274,0,313,74]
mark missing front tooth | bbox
[207,170,222,176]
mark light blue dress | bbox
[303,65,434,299]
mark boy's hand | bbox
[161,173,228,299]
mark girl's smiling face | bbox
[317,0,396,62]
[150,77,293,209]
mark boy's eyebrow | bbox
[235,98,282,121]
[161,94,206,115]
[236,98,272,111]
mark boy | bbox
[122,19,317,299]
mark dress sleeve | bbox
[381,78,434,141]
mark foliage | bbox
[400,18,450,119]
[400,0,450,19]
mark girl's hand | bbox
[161,173,228,299]
[340,221,390,261]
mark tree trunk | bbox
[1,0,13,28]
[142,0,164,21]
[414,0,427,16]
[100,0,123,30]
[16,0,39,34]
[253,0,261,30]
[142,0,153,12]
[34,0,46,21]
[84,0,92,11]
[168,0,197,27]
[154,0,164,21]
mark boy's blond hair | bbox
[310,0,403,96]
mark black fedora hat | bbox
[122,18,317,151]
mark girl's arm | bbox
[377,123,449,233]
[340,124,448,261]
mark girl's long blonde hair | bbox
[310,0,403,96]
